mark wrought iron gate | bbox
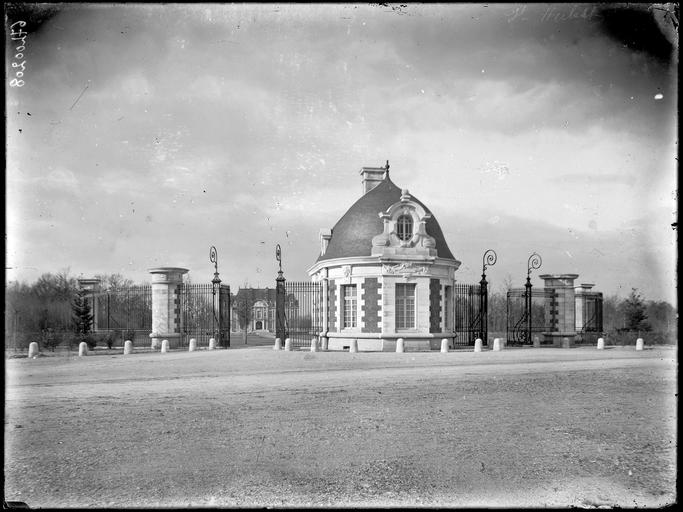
[93,285,152,343]
[453,283,485,346]
[575,291,604,345]
[179,283,231,348]
[506,287,555,345]
[276,281,322,349]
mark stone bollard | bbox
[350,339,358,353]
[151,338,159,351]
[28,342,39,358]
[273,338,282,351]
[440,338,449,353]
[396,338,405,353]
[188,338,197,352]
[208,338,216,350]
[124,340,133,355]
[635,338,644,351]
[78,342,88,357]
[161,339,169,353]
[561,337,570,349]
[321,337,328,351]
[310,338,318,352]
[492,338,502,351]
[284,338,292,351]
[533,336,540,348]
[596,337,605,350]
[474,338,483,353]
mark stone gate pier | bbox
[539,274,578,346]
[149,267,188,349]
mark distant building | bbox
[308,163,461,351]
[230,288,297,333]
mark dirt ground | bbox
[4,345,677,508]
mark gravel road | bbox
[4,346,677,508]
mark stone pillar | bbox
[284,338,292,351]
[148,267,188,350]
[124,340,133,355]
[209,338,216,350]
[597,337,605,350]
[188,338,197,352]
[574,283,594,332]
[161,339,169,353]
[396,338,404,353]
[440,338,449,353]
[474,338,482,352]
[539,274,579,347]
[28,342,39,358]
[78,342,88,357]
[321,268,329,350]
[349,339,358,353]
[274,338,282,350]
[310,338,318,352]
[533,336,540,348]
[636,338,644,351]
[492,338,502,351]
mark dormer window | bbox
[396,214,413,241]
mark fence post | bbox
[479,274,488,345]
[276,270,286,343]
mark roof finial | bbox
[385,159,390,178]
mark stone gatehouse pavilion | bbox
[307,162,462,351]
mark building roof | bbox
[317,174,456,262]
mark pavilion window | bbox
[395,283,416,329]
[342,285,357,328]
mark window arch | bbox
[396,214,413,241]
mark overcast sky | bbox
[6,3,678,303]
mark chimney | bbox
[360,161,388,194]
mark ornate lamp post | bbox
[524,252,542,343]
[210,246,223,347]
[275,244,287,342]
[479,249,497,344]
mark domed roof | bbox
[317,174,456,262]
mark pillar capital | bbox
[77,278,101,292]
[148,267,189,284]
[538,274,579,289]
